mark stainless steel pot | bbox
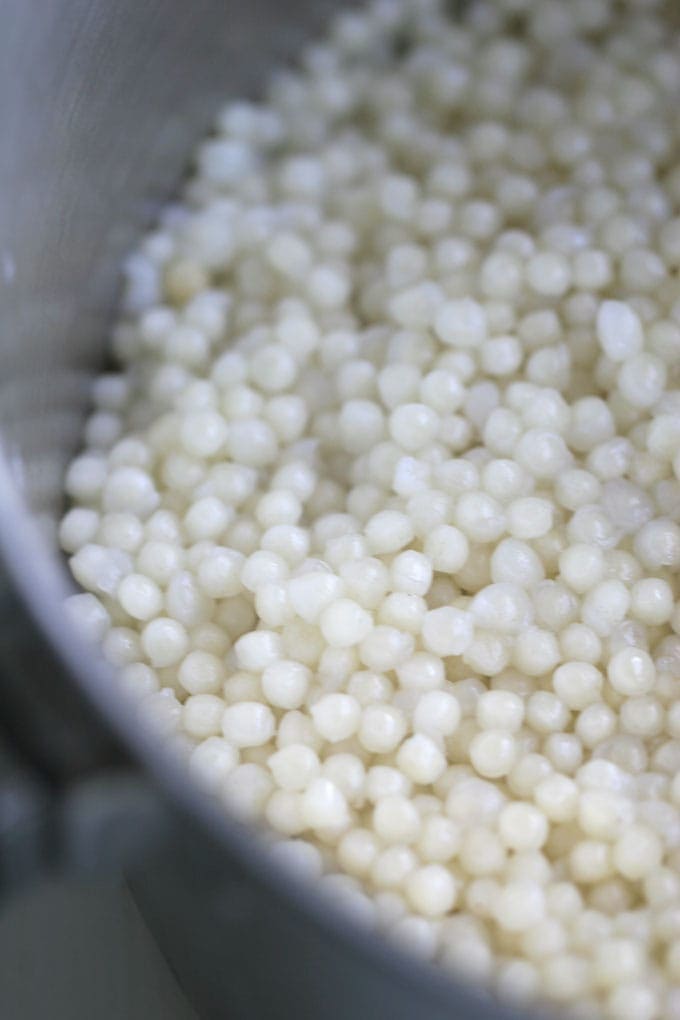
[0,3,534,1017]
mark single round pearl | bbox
[221,701,276,748]
[607,647,656,697]
[405,865,459,917]
[319,599,373,648]
[310,693,361,743]
[470,731,517,779]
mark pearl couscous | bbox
[62,0,680,1015]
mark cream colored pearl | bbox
[470,731,517,779]
[405,865,459,917]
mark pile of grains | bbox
[61,0,680,1015]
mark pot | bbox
[0,3,535,1017]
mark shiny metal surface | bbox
[0,2,536,1017]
